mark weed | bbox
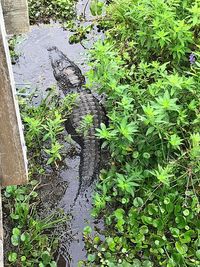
[80,0,200,266]
[20,88,76,167]
[28,0,77,24]
[4,182,66,267]
[8,36,23,64]
[3,88,77,266]
[77,114,94,136]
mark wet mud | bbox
[9,1,104,266]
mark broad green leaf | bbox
[175,242,188,255]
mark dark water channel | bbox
[12,1,104,266]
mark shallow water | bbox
[14,22,87,100]
[12,1,104,266]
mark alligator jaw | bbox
[47,46,58,52]
[48,46,86,90]
[48,47,63,69]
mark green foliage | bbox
[90,0,104,16]
[4,89,76,266]
[82,0,200,266]
[8,36,23,64]
[4,182,66,266]
[105,0,198,64]
[77,114,94,136]
[68,0,106,44]
[20,88,77,167]
[28,0,77,24]
[69,24,93,44]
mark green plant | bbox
[45,141,63,165]
[104,0,197,64]
[28,0,77,24]
[3,88,77,266]
[77,114,94,136]
[20,88,76,166]
[90,0,104,16]
[4,181,66,266]
[80,1,200,266]
[8,36,23,64]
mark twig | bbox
[83,0,90,19]
[81,16,112,23]
[80,41,87,49]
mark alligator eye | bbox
[56,61,60,67]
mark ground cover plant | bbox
[3,89,77,266]
[80,0,200,266]
[28,0,77,24]
[8,36,22,64]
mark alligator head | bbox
[48,46,70,78]
[48,46,85,91]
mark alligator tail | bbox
[73,136,100,203]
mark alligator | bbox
[48,46,106,200]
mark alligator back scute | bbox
[48,46,106,199]
[65,91,104,191]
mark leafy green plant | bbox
[8,36,23,64]
[79,0,200,266]
[3,88,77,266]
[45,141,63,165]
[90,0,104,16]
[28,0,77,24]
[77,114,94,136]
[20,88,76,166]
[4,181,66,266]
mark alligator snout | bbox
[47,46,58,51]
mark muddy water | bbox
[13,1,104,266]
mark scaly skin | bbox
[48,46,106,198]
[48,46,85,93]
